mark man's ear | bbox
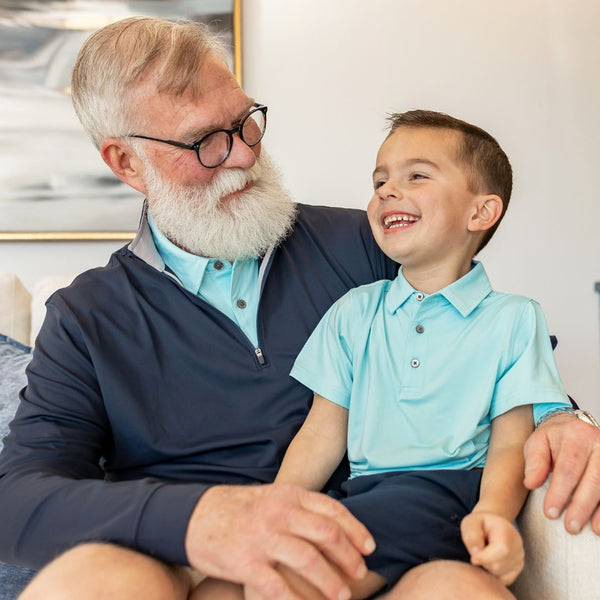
[468,194,503,233]
[100,138,147,195]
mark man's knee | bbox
[19,542,192,600]
[386,560,515,600]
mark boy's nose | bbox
[378,182,401,201]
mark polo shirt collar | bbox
[128,202,166,272]
[440,261,493,316]
[387,261,493,317]
[128,203,200,289]
[128,203,270,292]
[146,213,212,294]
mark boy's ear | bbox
[100,138,147,195]
[468,194,503,233]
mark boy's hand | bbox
[460,511,524,585]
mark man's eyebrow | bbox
[186,99,256,141]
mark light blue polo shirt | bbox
[290,262,570,478]
[148,216,259,347]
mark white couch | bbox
[0,271,598,599]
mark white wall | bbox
[1,0,598,409]
[241,0,600,409]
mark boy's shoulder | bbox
[481,290,543,330]
[485,289,538,310]
[332,279,392,314]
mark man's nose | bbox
[222,134,259,169]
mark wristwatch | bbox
[574,409,600,428]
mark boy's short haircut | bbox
[386,110,513,253]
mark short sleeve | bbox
[290,296,354,408]
[491,300,570,419]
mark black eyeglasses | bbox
[128,103,267,168]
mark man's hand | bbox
[185,482,375,600]
[461,511,524,585]
[523,413,600,534]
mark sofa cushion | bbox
[0,335,37,595]
[0,273,31,347]
[0,334,33,452]
[0,561,36,600]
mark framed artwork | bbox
[0,0,241,241]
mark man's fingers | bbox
[246,565,303,600]
[523,430,552,490]
[542,428,592,520]
[268,534,351,600]
[301,489,376,556]
[287,501,368,580]
[563,450,600,533]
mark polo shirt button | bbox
[415,293,425,301]
[214,261,224,270]
[410,359,420,368]
[416,324,425,334]
[236,299,247,309]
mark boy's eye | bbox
[373,180,386,190]
[409,173,428,181]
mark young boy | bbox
[273,110,571,599]
[193,111,571,599]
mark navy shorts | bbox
[331,469,482,591]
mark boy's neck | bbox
[401,258,474,295]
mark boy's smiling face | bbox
[367,126,487,277]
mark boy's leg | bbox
[385,559,515,599]
[337,470,483,593]
[189,577,244,600]
[190,567,386,600]
[19,542,194,600]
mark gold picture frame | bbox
[0,0,242,242]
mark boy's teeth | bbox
[384,214,419,228]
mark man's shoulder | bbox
[48,247,138,307]
[295,203,369,231]
[291,203,374,256]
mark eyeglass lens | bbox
[199,108,266,168]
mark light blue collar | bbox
[147,213,212,294]
[386,261,493,317]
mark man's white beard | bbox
[143,152,297,261]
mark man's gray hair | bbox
[71,16,228,148]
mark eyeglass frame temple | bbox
[128,104,268,155]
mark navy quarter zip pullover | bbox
[0,203,397,569]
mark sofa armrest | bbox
[512,478,599,599]
[0,273,31,347]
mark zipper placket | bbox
[252,245,276,367]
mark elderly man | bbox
[0,17,598,600]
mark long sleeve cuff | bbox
[136,482,211,566]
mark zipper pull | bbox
[255,347,266,365]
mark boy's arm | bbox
[461,404,533,585]
[276,394,349,491]
[474,404,534,520]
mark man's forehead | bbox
[132,60,252,133]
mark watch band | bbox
[536,406,574,427]
[574,409,600,428]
